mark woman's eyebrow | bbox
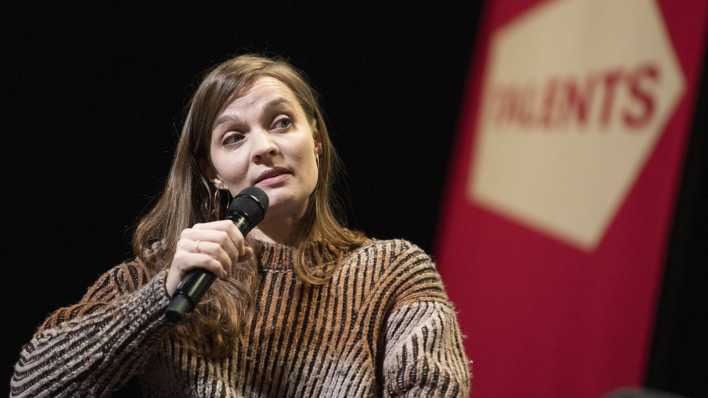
[263,97,292,112]
[214,98,293,128]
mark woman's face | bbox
[207,76,320,220]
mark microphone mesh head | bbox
[227,186,269,225]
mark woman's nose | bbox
[251,130,279,163]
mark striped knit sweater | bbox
[11,238,471,397]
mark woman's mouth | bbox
[255,172,291,187]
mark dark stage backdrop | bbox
[4,2,706,397]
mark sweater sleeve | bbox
[10,258,172,398]
[381,241,472,397]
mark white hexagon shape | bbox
[467,0,685,251]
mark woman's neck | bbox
[249,224,295,246]
[247,198,311,246]
[249,212,305,247]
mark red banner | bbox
[437,1,708,397]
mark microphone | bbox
[165,186,269,323]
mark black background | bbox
[5,2,706,397]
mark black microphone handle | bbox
[165,215,251,323]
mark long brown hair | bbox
[131,54,368,357]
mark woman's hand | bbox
[166,220,254,297]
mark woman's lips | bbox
[255,172,290,187]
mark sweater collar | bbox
[253,239,297,271]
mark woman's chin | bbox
[261,194,309,218]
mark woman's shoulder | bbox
[345,237,437,273]
[96,241,166,295]
[341,237,450,304]
[87,256,153,298]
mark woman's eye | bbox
[223,133,244,145]
[273,117,293,130]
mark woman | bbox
[11,54,471,397]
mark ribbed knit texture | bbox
[11,239,471,397]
